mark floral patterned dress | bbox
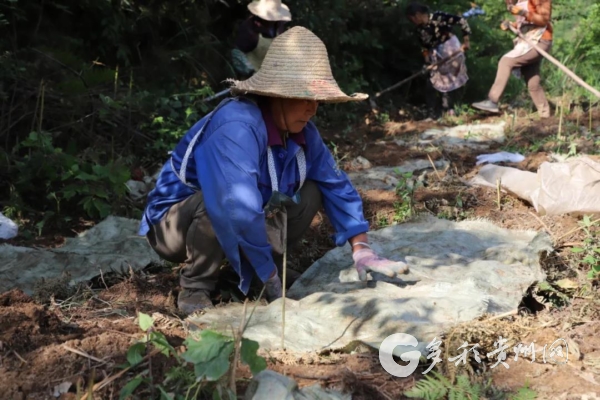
[415,12,471,93]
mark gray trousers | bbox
[146,180,322,291]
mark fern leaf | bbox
[405,372,450,400]
[456,374,483,400]
[511,384,537,400]
[467,381,482,399]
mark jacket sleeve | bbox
[433,11,472,37]
[194,120,275,283]
[525,0,551,27]
[304,125,370,246]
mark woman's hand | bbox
[349,234,410,281]
[509,5,528,17]
[461,36,471,51]
[353,248,410,281]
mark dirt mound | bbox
[0,290,81,353]
[0,273,195,399]
[0,332,135,400]
[0,288,32,306]
[94,273,179,315]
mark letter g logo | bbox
[379,333,421,377]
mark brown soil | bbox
[237,354,419,400]
[2,107,600,399]
[0,290,82,354]
[491,322,600,398]
[0,285,414,400]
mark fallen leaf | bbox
[52,382,72,398]
[555,279,579,290]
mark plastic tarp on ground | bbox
[419,121,506,149]
[346,159,449,192]
[470,156,600,216]
[188,215,552,358]
[0,212,19,240]
[0,216,160,295]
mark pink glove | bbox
[353,248,410,281]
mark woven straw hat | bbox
[229,26,368,103]
[248,0,292,22]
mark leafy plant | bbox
[404,372,483,400]
[534,280,571,308]
[394,170,417,223]
[11,131,131,228]
[328,141,349,167]
[118,313,182,400]
[511,381,537,400]
[119,311,268,399]
[570,215,600,279]
[405,372,537,400]
[182,330,266,384]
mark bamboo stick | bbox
[508,25,600,98]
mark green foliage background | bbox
[0,0,598,231]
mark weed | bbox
[328,141,349,167]
[454,103,477,117]
[393,170,416,223]
[405,371,537,400]
[570,215,600,279]
[393,201,411,224]
[567,140,578,158]
[405,372,485,400]
[534,280,571,308]
[118,313,182,400]
[9,130,131,232]
[511,382,537,400]
[119,306,268,399]
[376,213,390,228]
[375,112,390,125]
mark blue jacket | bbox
[139,96,369,295]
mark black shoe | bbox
[177,288,214,315]
[275,266,301,289]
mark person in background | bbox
[406,2,472,120]
[138,27,410,315]
[471,0,552,118]
[231,0,291,78]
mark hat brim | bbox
[228,77,368,103]
[247,2,292,22]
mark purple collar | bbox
[258,100,306,147]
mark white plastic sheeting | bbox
[244,370,350,400]
[0,216,160,294]
[346,159,449,192]
[470,156,600,216]
[420,121,506,149]
[476,151,525,165]
[189,216,551,359]
[0,212,18,240]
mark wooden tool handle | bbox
[507,24,600,98]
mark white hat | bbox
[247,0,292,22]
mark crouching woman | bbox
[138,27,409,315]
